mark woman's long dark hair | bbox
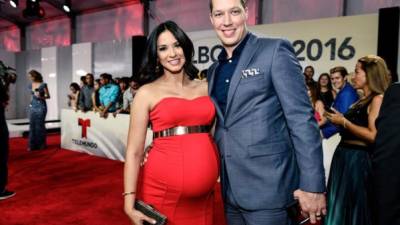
[29,70,43,82]
[136,20,198,86]
[316,73,333,96]
[69,82,80,92]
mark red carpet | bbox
[0,135,227,225]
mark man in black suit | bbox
[372,82,400,225]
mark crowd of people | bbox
[303,55,392,225]
[67,73,138,118]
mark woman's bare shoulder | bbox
[190,78,208,94]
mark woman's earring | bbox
[155,64,160,73]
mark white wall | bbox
[56,46,72,113]
[93,39,133,77]
[41,47,59,120]
[72,42,92,83]
[15,50,41,119]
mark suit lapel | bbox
[225,34,258,117]
[208,63,218,96]
[208,62,225,123]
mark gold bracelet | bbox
[343,118,347,129]
[122,191,136,196]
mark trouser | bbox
[0,107,9,192]
[223,165,292,225]
[225,198,292,225]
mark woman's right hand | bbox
[124,207,156,225]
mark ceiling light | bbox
[62,0,71,13]
[9,0,18,8]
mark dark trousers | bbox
[0,106,9,192]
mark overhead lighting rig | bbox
[23,0,45,20]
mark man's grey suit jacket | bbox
[208,33,325,210]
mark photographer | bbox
[0,61,16,200]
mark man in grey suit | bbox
[207,0,326,224]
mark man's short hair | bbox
[209,0,246,12]
[100,73,113,81]
[329,66,348,78]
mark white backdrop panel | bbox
[41,47,59,120]
[93,39,133,78]
[72,43,92,83]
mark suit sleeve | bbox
[335,88,358,114]
[270,39,326,193]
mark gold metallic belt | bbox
[153,125,211,139]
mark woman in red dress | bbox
[123,21,219,225]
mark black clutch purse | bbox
[135,200,167,225]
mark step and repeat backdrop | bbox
[190,14,378,78]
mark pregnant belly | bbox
[141,134,219,197]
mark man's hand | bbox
[293,189,326,224]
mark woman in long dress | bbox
[28,70,50,151]
[123,21,219,225]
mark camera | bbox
[0,61,17,105]
[0,61,17,86]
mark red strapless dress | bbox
[137,96,220,225]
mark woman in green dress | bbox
[323,55,390,225]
